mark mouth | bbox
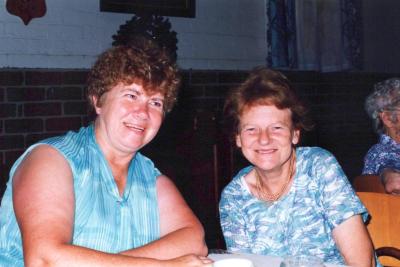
[124,122,145,133]
[255,148,276,154]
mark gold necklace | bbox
[254,150,296,202]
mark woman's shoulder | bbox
[133,152,158,170]
[8,126,91,179]
[132,152,161,181]
[367,134,397,155]
[32,126,94,166]
[296,146,334,160]
[296,147,341,175]
[221,166,252,197]
[42,126,91,146]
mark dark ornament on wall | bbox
[112,14,178,62]
[6,0,47,25]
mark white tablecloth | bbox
[209,253,346,267]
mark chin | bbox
[122,141,143,152]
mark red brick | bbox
[0,160,9,194]
[64,101,88,115]
[204,85,230,98]
[2,149,24,189]
[0,88,4,101]
[180,72,190,85]
[189,98,220,112]
[191,71,219,84]
[24,102,62,117]
[25,71,63,86]
[82,116,92,126]
[0,104,17,118]
[218,71,248,84]
[63,71,89,85]
[7,87,45,101]
[5,119,43,133]
[283,71,320,83]
[83,88,88,100]
[17,104,23,116]
[181,85,204,98]
[46,117,82,132]
[47,86,84,100]
[26,133,62,146]
[0,135,25,149]
[5,150,24,166]
[0,71,24,86]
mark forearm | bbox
[25,242,164,267]
[338,233,375,267]
[342,250,375,267]
[120,226,208,259]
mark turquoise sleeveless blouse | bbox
[0,125,160,266]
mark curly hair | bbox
[365,78,400,133]
[87,37,180,114]
[223,67,313,141]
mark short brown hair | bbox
[223,67,313,140]
[87,37,180,113]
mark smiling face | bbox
[236,104,300,174]
[381,109,400,143]
[93,82,164,157]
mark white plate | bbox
[213,258,254,267]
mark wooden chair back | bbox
[353,175,385,193]
[357,192,400,266]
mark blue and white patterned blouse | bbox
[219,147,368,265]
[362,134,400,175]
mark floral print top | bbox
[219,147,370,265]
[362,134,400,175]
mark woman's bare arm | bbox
[332,215,375,267]
[13,145,210,267]
[120,175,208,259]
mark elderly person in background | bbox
[363,78,400,195]
[0,38,211,267]
[219,67,377,267]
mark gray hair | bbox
[365,78,400,133]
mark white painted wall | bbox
[0,0,267,70]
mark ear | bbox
[292,128,300,145]
[91,95,102,115]
[380,111,395,128]
[235,134,242,148]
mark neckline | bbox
[240,169,297,204]
[88,124,134,202]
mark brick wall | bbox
[177,70,395,183]
[0,69,396,196]
[0,70,89,194]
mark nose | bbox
[258,128,270,145]
[133,101,149,120]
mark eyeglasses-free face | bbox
[236,104,300,174]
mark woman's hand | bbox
[163,254,213,267]
[382,168,400,195]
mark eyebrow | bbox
[122,88,164,99]
[151,97,165,103]
[122,87,140,94]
